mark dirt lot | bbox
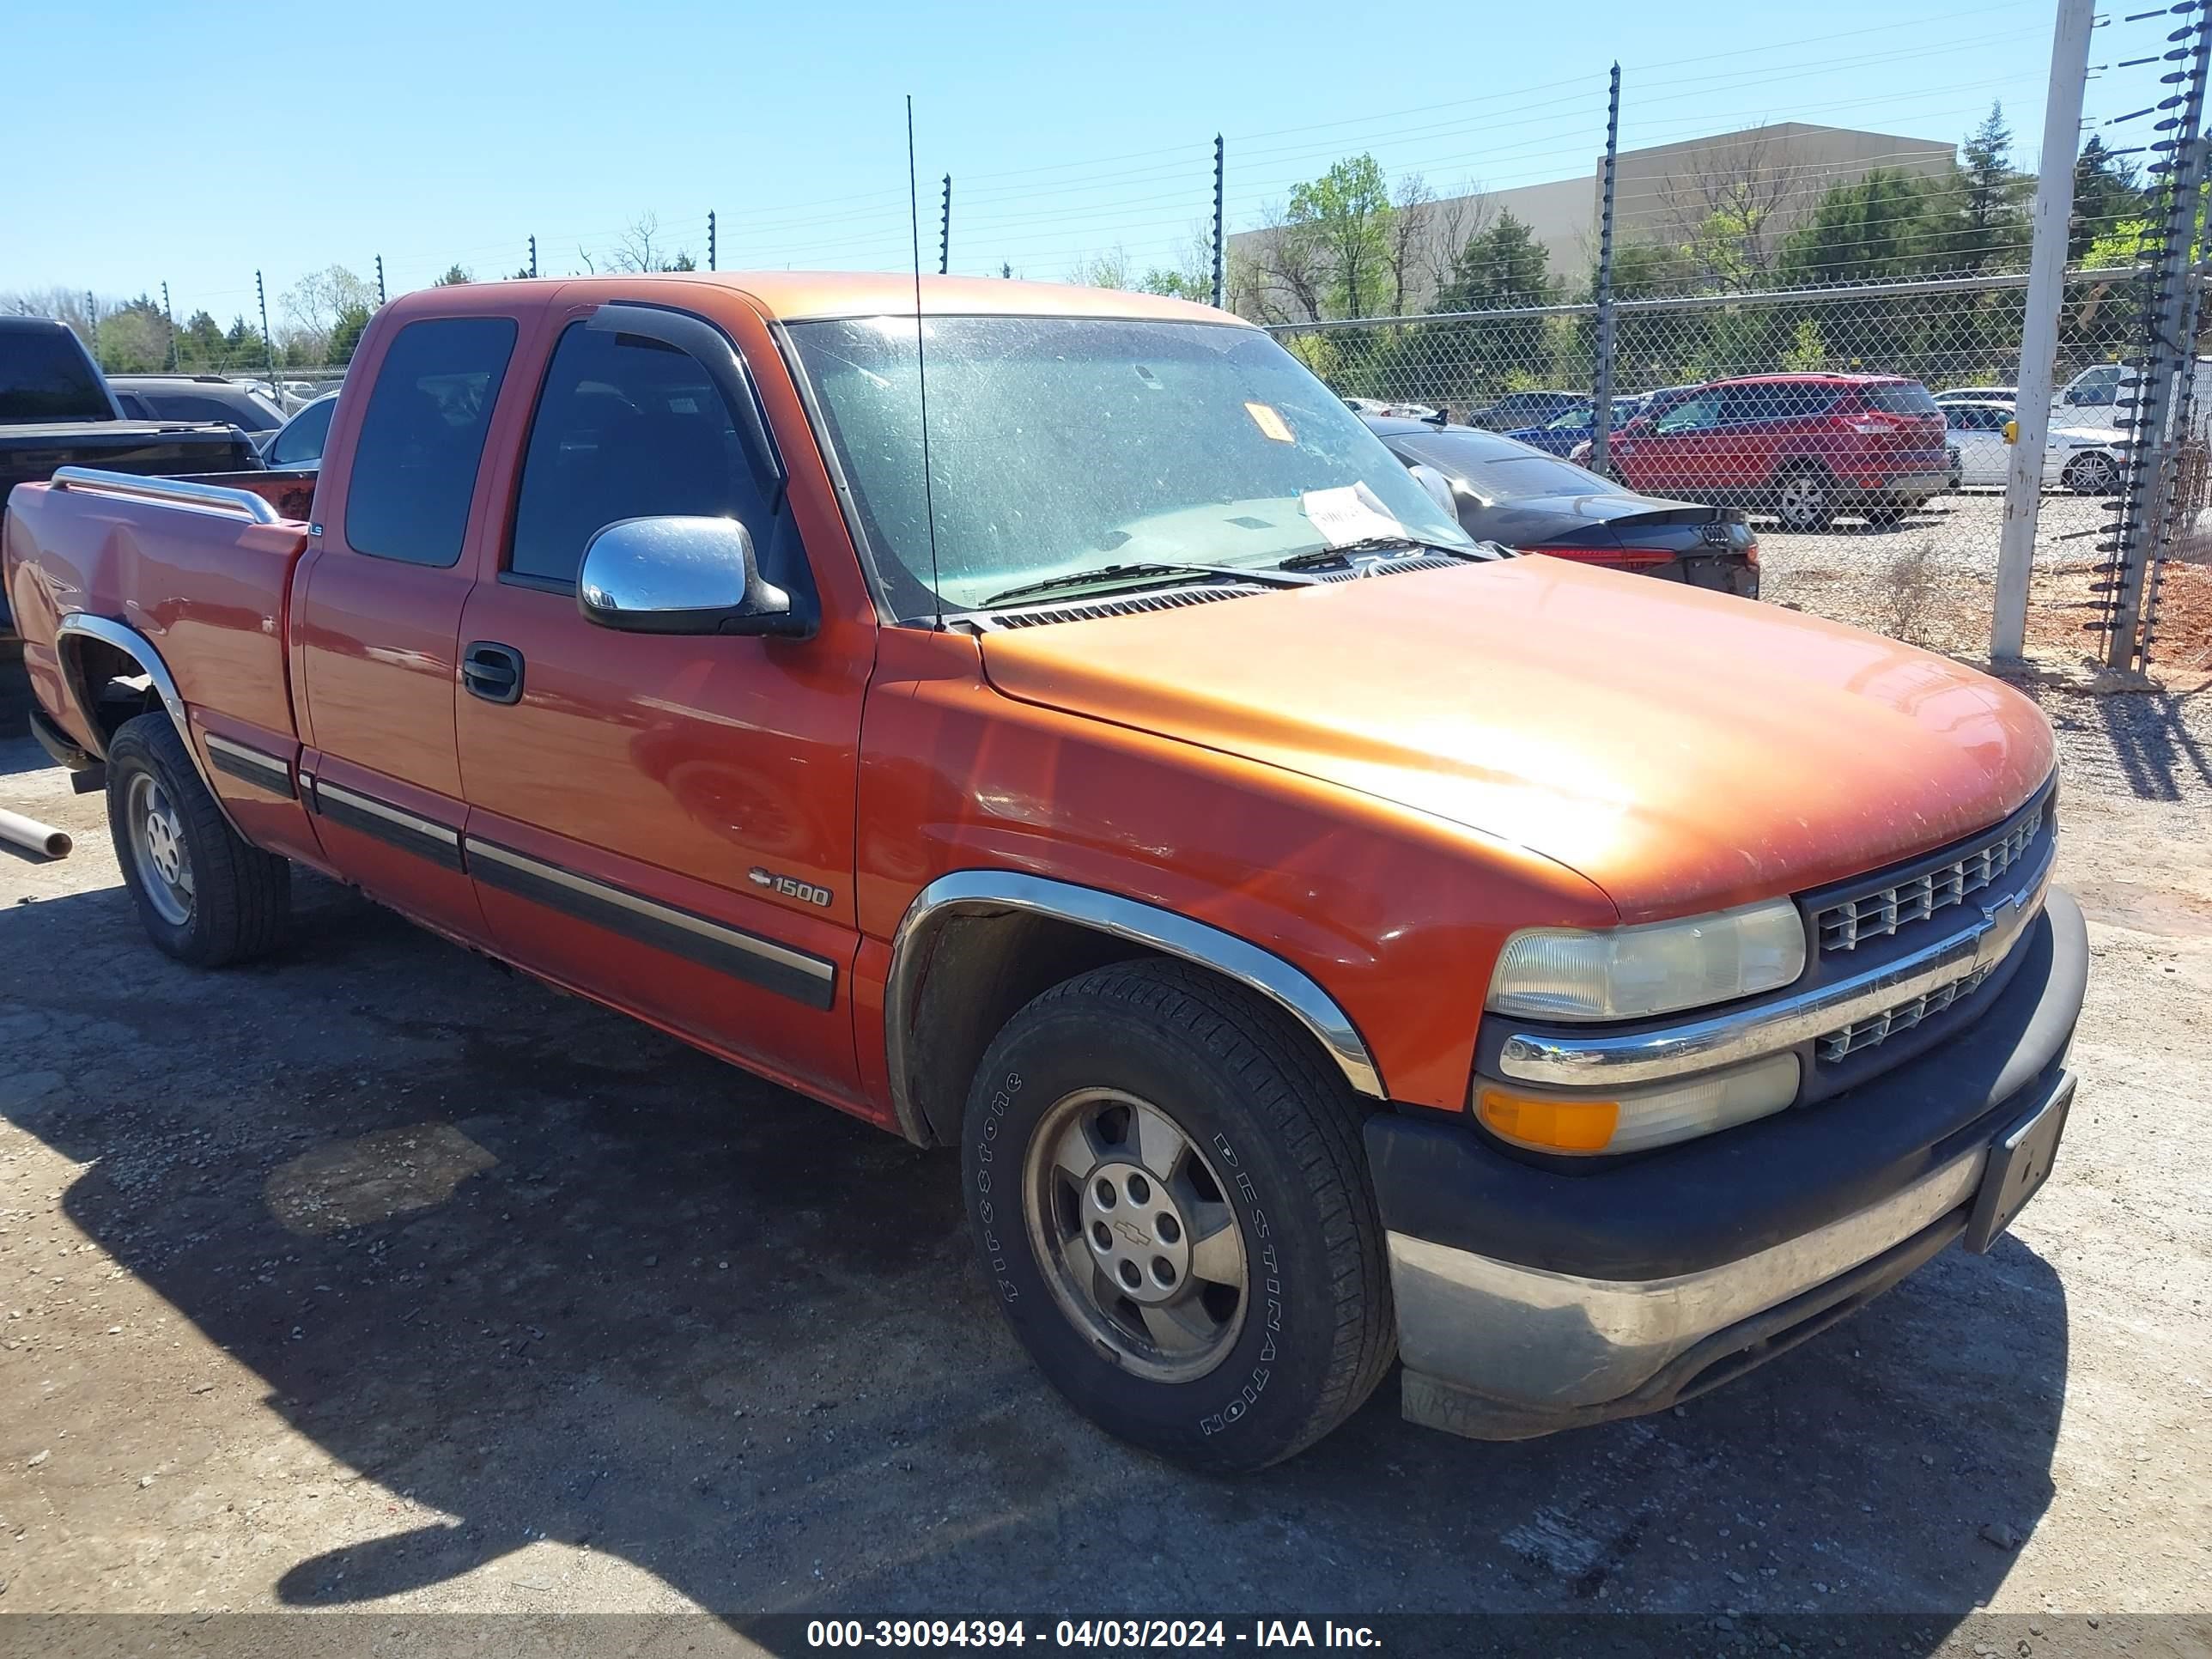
[2,493,2209,1650]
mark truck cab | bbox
[2,275,2086,1471]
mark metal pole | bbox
[529,234,538,278]
[1589,64,1622,478]
[1212,135,1226,310]
[375,254,386,306]
[2107,7,2212,669]
[939,176,951,276]
[85,291,97,360]
[708,210,717,271]
[1992,0,2094,661]
[161,282,176,370]
[256,270,275,391]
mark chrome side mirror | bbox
[577,515,810,638]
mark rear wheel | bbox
[1773,465,1835,532]
[2063,452,2120,495]
[105,713,290,966]
[961,959,1395,1471]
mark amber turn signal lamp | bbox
[1475,1085,1620,1153]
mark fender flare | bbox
[54,613,246,837]
[884,870,1386,1146]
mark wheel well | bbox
[59,635,161,752]
[902,909,1154,1146]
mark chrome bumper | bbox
[1389,1143,1987,1441]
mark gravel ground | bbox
[0,516,2209,1652]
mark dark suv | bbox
[1607,373,1951,530]
[108,374,285,439]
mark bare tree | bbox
[1655,133,1814,292]
[279,265,377,362]
[604,212,697,274]
[1239,200,1331,325]
[1417,180,1493,306]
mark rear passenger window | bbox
[506,321,766,586]
[343,317,517,568]
[1865,383,1940,416]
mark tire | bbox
[1771,465,1835,532]
[105,712,290,966]
[2063,453,2120,495]
[961,958,1395,1472]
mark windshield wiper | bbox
[980,562,1309,609]
[1276,535,1493,570]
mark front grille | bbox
[1816,962,1998,1062]
[1814,799,2047,954]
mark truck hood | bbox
[978,560,2053,921]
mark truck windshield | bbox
[0,328,113,423]
[787,315,1474,617]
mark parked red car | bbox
[1605,373,1951,531]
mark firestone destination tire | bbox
[961,959,1395,1472]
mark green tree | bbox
[1780,169,1944,285]
[1413,210,1558,405]
[327,302,374,367]
[1283,155,1396,319]
[1955,103,2030,273]
[1432,209,1553,311]
[174,309,228,371]
[434,264,471,286]
[2071,135,2149,264]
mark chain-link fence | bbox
[1269,269,2145,534]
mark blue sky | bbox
[2,0,2119,325]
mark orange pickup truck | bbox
[3,275,2083,1471]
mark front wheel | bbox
[961,960,1395,1471]
[105,713,290,966]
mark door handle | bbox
[462,641,525,705]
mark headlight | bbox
[1486,899,1807,1022]
[1474,1053,1801,1156]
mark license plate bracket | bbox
[1964,1073,2075,1254]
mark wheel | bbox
[1773,466,1835,532]
[105,712,290,966]
[2063,452,2120,495]
[1863,507,1909,527]
[961,959,1395,1472]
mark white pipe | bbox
[0,808,72,860]
[1994,0,2094,662]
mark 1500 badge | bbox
[750,867,833,908]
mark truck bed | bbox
[2,471,310,753]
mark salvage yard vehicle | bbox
[1363,415,1760,595]
[3,274,2083,1472]
[1943,399,2124,495]
[1,316,264,645]
[1607,371,1952,531]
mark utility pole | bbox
[708,210,717,271]
[161,282,176,370]
[256,270,275,392]
[939,175,951,276]
[2105,1,2210,669]
[529,235,538,278]
[1993,0,2094,661]
[375,254,386,306]
[1212,135,1226,311]
[1589,65,1623,478]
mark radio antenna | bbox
[907,94,945,629]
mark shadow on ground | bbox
[0,860,2068,1641]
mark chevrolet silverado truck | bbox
[2,315,264,647]
[3,276,2084,1472]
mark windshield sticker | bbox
[1244,402,1294,442]
[1300,482,1406,547]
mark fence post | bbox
[375,254,386,306]
[256,270,275,392]
[939,176,952,276]
[708,210,717,272]
[2106,5,2212,670]
[161,282,176,370]
[529,235,538,279]
[1993,0,2094,663]
[1212,135,1226,311]
[1589,64,1622,477]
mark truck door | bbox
[293,313,523,944]
[453,302,867,1100]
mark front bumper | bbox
[1368,885,2087,1441]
